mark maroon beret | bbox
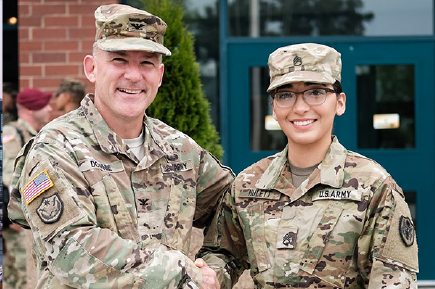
[17,88,52,111]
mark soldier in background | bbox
[2,88,52,289]
[197,43,418,288]
[2,83,18,125]
[54,77,86,114]
[8,4,233,289]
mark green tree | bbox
[137,0,224,160]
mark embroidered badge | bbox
[282,231,297,248]
[312,189,362,202]
[79,159,124,173]
[129,18,146,32]
[239,189,281,200]
[22,170,54,205]
[399,216,415,247]
[161,161,192,173]
[293,55,302,66]
[2,134,16,144]
[36,193,64,224]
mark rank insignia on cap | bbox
[399,216,415,247]
[36,193,63,224]
[293,55,302,66]
[129,20,146,32]
[22,170,54,205]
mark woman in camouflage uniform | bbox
[198,43,418,289]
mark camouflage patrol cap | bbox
[94,4,171,56]
[267,43,341,92]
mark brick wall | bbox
[18,0,119,118]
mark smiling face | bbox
[272,81,346,152]
[84,48,164,127]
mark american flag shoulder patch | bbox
[22,170,54,205]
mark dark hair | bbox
[332,80,343,94]
[3,82,18,99]
[55,78,86,104]
[2,82,19,120]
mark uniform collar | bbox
[319,136,347,188]
[255,136,347,197]
[81,94,124,154]
[81,94,173,167]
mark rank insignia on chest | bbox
[22,170,54,205]
[276,226,298,249]
[399,216,415,247]
[36,193,64,224]
[282,231,297,248]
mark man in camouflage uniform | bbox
[3,88,52,289]
[8,4,233,289]
[197,43,418,288]
[54,77,86,114]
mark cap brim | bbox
[97,38,171,56]
[267,71,335,92]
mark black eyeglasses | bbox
[272,88,336,108]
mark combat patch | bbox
[311,188,362,202]
[36,192,63,224]
[22,170,54,205]
[239,189,281,200]
[79,159,124,173]
[161,160,192,173]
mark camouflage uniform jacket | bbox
[3,118,37,188]
[8,94,234,289]
[198,137,418,289]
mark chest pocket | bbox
[245,202,272,273]
[163,160,196,254]
[136,160,195,254]
[92,175,140,242]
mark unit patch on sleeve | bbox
[22,170,54,205]
[36,193,64,224]
[399,216,415,247]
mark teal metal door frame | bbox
[220,37,435,280]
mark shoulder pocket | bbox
[378,190,418,272]
[24,159,86,241]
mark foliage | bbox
[138,0,224,160]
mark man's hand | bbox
[195,258,220,289]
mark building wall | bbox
[18,0,119,118]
